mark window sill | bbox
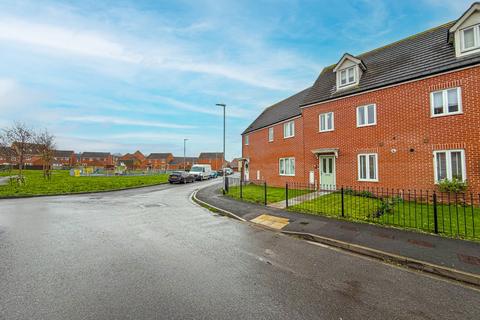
[358,179,379,182]
[283,135,295,139]
[431,111,463,118]
[356,123,376,128]
[319,129,334,133]
[280,174,295,177]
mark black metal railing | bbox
[287,182,479,241]
[223,177,479,240]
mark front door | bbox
[319,156,336,189]
[244,161,249,181]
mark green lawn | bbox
[0,170,169,197]
[289,192,480,240]
[226,184,310,204]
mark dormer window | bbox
[449,3,480,57]
[333,53,365,91]
[461,24,480,52]
[340,67,356,87]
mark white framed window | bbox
[460,24,480,52]
[430,87,462,117]
[268,127,274,142]
[319,112,334,132]
[356,104,376,127]
[358,153,378,182]
[433,150,466,183]
[245,135,249,145]
[339,66,356,87]
[283,120,295,138]
[279,157,295,176]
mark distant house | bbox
[118,151,146,170]
[0,146,14,165]
[79,152,114,168]
[48,150,76,168]
[198,152,224,171]
[229,158,241,172]
[146,153,174,170]
[169,157,198,171]
[10,142,42,166]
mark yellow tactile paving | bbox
[251,214,289,230]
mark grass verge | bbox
[0,170,169,197]
[225,184,310,204]
[289,192,480,241]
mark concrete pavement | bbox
[1,179,479,319]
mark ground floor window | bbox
[434,150,466,182]
[279,157,295,176]
[358,153,378,182]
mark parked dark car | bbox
[210,171,218,179]
[217,170,224,176]
[168,171,195,184]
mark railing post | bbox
[433,191,438,234]
[239,179,243,199]
[224,177,229,194]
[341,187,345,217]
[264,181,267,206]
[285,183,289,208]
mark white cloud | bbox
[63,115,195,129]
[0,16,308,91]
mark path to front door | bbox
[319,155,336,188]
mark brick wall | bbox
[242,116,306,186]
[243,66,480,193]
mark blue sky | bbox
[0,0,473,159]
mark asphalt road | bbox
[0,179,479,320]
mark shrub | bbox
[438,178,468,193]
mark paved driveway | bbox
[0,180,479,319]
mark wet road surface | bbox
[0,179,479,319]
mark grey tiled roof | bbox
[147,153,173,160]
[198,152,224,159]
[170,157,198,164]
[302,21,480,106]
[242,87,311,134]
[53,150,74,157]
[81,152,111,158]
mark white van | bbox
[189,164,212,181]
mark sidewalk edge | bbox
[191,189,246,222]
[193,187,480,288]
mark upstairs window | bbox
[319,112,334,132]
[283,120,295,138]
[339,66,356,87]
[268,127,274,142]
[461,24,480,52]
[434,150,466,182]
[245,135,249,145]
[357,104,376,127]
[430,87,462,117]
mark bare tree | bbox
[35,129,56,180]
[0,136,14,173]
[0,122,35,183]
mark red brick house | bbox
[169,157,198,171]
[118,151,146,170]
[79,152,114,168]
[146,153,174,170]
[242,3,480,194]
[198,152,225,171]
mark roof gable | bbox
[302,21,480,107]
[333,53,366,72]
[449,2,480,34]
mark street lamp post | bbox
[216,103,226,190]
[183,138,189,171]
